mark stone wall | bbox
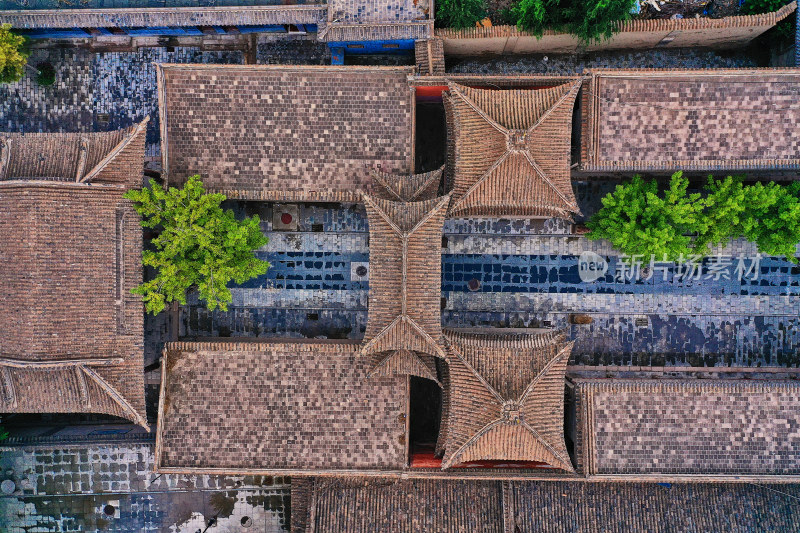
[436,3,796,55]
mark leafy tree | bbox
[691,175,747,256]
[513,0,635,42]
[512,0,566,37]
[125,175,269,315]
[563,0,636,42]
[737,181,800,261]
[0,24,29,84]
[740,0,794,39]
[586,172,707,261]
[436,0,487,28]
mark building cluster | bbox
[2,34,800,532]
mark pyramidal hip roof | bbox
[443,81,581,220]
[361,194,450,360]
[440,329,575,471]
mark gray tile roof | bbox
[577,379,800,476]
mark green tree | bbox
[563,0,636,42]
[125,175,269,315]
[513,0,635,42]
[0,24,29,84]
[737,181,800,262]
[586,172,707,261]
[691,175,747,256]
[435,0,487,28]
[512,0,566,37]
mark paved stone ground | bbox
[0,443,290,532]
[447,48,758,75]
[181,199,800,366]
[1,46,244,158]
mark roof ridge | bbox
[80,117,149,183]
[80,366,149,429]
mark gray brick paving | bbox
[0,46,244,156]
[0,443,290,532]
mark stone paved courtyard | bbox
[0,442,290,532]
[181,195,800,367]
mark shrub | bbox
[563,0,636,42]
[124,175,270,314]
[513,0,635,42]
[741,0,793,38]
[36,63,56,87]
[436,0,487,28]
[35,62,55,86]
[586,172,706,261]
[0,24,29,84]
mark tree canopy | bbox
[587,172,800,262]
[0,24,29,84]
[125,175,269,314]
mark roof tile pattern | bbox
[157,342,407,472]
[361,195,450,360]
[370,165,442,202]
[160,65,414,202]
[300,477,800,532]
[306,478,503,533]
[578,380,800,476]
[443,81,581,219]
[581,69,800,171]
[367,349,439,382]
[0,124,147,425]
[1,122,144,185]
[441,329,574,471]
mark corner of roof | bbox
[80,118,149,184]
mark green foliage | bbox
[124,176,269,315]
[0,425,8,442]
[435,0,487,28]
[736,181,800,261]
[741,0,793,38]
[586,172,705,261]
[0,24,29,84]
[691,175,747,256]
[35,62,55,86]
[512,0,635,42]
[588,173,800,262]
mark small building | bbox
[580,68,800,172]
[158,64,416,203]
[443,81,582,220]
[573,379,800,478]
[291,477,800,532]
[0,121,148,427]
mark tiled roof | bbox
[367,349,439,383]
[0,5,326,30]
[158,65,415,202]
[414,39,446,76]
[580,69,800,171]
[0,123,147,426]
[298,477,800,532]
[361,195,450,361]
[299,478,503,533]
[440,329,574,471]
[576,379,800,476]
[370,165,442,202]
[0,121,146,185]
[443,81,581,220]
[320,0,432,41]
[155,341,408,473]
